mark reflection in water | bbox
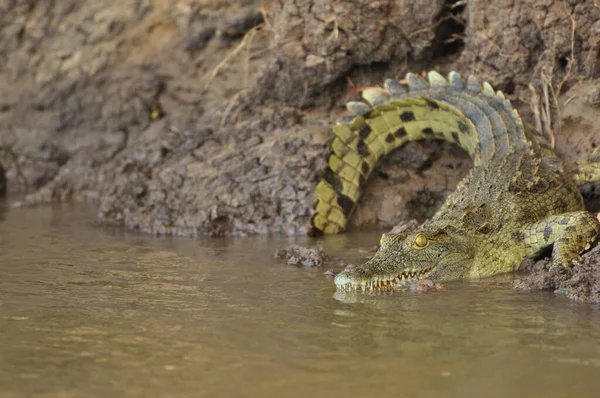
[0,205,599,397]
[0,196,7,221]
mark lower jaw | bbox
[336,269,435,292]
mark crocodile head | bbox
[334,228,474,292]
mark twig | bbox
[219,88,250,130]
[203,24,264,90]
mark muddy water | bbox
[1,204,600,398]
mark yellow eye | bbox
[414,233,428,248]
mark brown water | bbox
[1,203,600,398]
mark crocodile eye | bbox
[414,233,428,248]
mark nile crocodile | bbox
[310,71,600,292]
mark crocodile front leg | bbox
[519,211,600,267]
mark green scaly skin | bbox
[310,71,600,292]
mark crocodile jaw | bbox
[334,265,437,292]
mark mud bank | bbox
[513,244,600,303]
[2,0,600,300]
[0,0,598,237]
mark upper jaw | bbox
[334,265,436,292]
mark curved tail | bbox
[311,71,535,235]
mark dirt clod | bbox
[274,245,330,267]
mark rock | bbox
[274,245,330,267]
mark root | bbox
[528,84,544,138]
[203,23,265,90]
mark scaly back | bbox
[311,71,553,234]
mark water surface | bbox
[1,203,599,397]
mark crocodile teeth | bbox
[496,90,505,101]
[406,72,429,92]
[362,89,390,107]
[467,75,482,93]
[346,101,371,116]
[428,71,448,88]
[384,79,407,97]
[448,71,465,90]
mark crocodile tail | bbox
[311,71,527,235]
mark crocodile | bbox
[310,71,600,292]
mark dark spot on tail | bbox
[359,124,372,140]
[323,167,344,193]
[361,161,370,175]
[458,120,470,134]
[424,98,440,109]
[543,225,553,242]
[309,216,324,236]
[394,127,407,138]
[357,139,370,157]
[385,133,394,143]
[422,127,434,135]
[400,111,416,122]
[337,194,356,216]
[451,131,460,143]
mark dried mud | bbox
[1,0,600,300]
